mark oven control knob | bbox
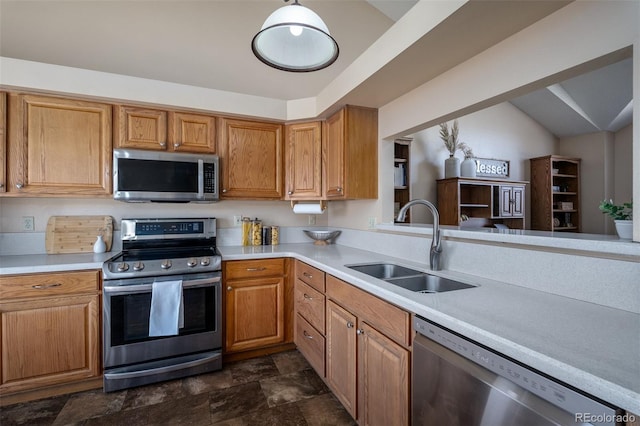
[133,262,145,271]
[200,257,211,266]
[187,258,197,268]
[117,262,129,272]
[161,260,172,270]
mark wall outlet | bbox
[308,215,316,225]
[233,215,242,226]
[22,216,35,232]
[367,216,376,229]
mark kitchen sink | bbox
[385,274,477,293]
[346,263,424,279]
[346,262,477,293]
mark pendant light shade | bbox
[252,0,339,72]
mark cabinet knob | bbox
[222,189,227,193]
[159,142,167,148]
[337,187,343,193]
[346,321,354,328]
[227,286,233,291]
[174,143,181,149]
[288,190,293,195]
[16,183,24,189]
[0,183,4,188]
[357,329,365,335]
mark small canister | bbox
[251,218,262,246]
[262,226,272,245]
[271,226,279,245]
[241,217,251,246]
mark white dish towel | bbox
[148,280,184,337]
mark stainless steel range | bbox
[102,218,222,392]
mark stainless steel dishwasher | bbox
[413,315,624,426]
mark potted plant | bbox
[439,120,467,178]
[599,200,633,239]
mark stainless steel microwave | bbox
[113,149,219,202]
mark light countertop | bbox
[1,244,638,414]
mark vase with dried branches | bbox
[439,120,467,178]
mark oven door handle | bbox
[103,276,220,294]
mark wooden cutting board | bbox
[45,216,114,254]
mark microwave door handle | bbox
[198,159,204,199]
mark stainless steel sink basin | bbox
[385,274,477,293]
[346,263,424,279]
[346,262,477,293]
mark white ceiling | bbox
[1,0,630,137]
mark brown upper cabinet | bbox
[218,117,283,199]
[323,105,378,200]
[285,121,323,200]
[0,92,6,193]
[115,105,216,153]
[6,94,112,196]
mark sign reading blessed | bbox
[474,158,510,178]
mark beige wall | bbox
[407,102,556,225]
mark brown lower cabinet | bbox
[0,270,102,404]
[224,258,293,354]
[294,262,411,426]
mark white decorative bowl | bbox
[303,230,341,245]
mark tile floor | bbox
[0,350,356,426]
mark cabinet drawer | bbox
[295,313,325,377]
[326,275,410,347]
[295,261,325,292]
[0,270,100,300]
[225,258,285,280]
[295,280,325,334]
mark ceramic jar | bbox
[444,156,460,178]
[461,157,477,178]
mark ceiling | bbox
[0,0,631,137]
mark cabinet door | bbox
[218,118,283,199]
[285,121,322,199]
[326,300,357,418]
[115,105,168,150]
[499,186,514,217]
[0,294,100,395]
[323,109,346,199]
[7,94,112,195]
[358,322,409,426]
[225,276,285,353]
[0,92,6,193]
[168,112,216,153]
[512,185,525,217]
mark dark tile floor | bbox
[0,350,356,426]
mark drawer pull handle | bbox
[303,330,314,339]
[346,321,354,329]
[246,267,266,272]
[303,272,313,279]
[32,283,62,289]
[303,293,313,300]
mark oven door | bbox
[103,272,221,369]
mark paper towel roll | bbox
[292,203,325,214]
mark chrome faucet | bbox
[396,199,442,271]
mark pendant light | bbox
[252,0,339,72]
